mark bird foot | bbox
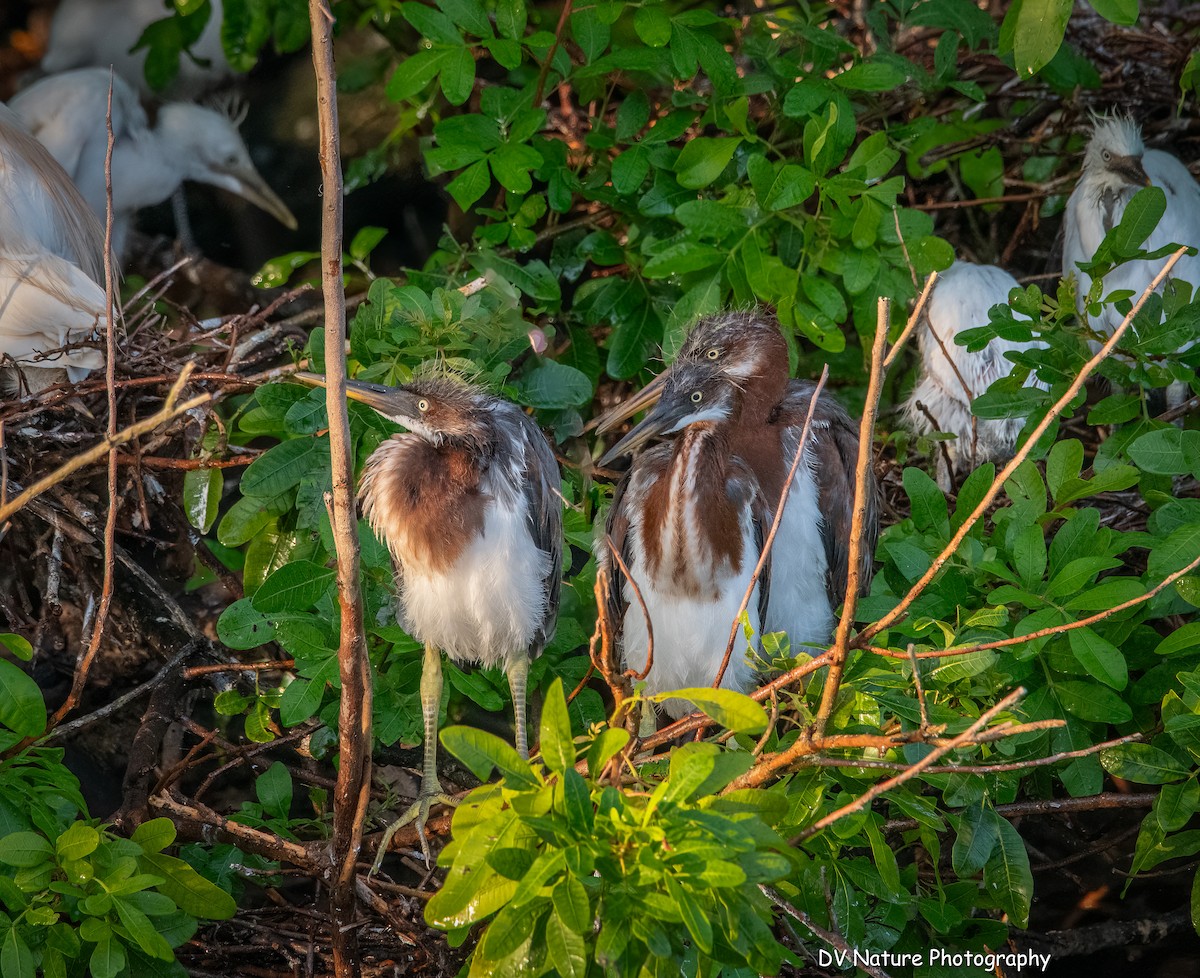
[369,785,458,874]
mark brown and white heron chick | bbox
[296,372,562,859]
[598,311,876,661]
[600,363,771,717]
[11,68,296,257]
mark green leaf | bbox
[0,831,51,867]
[131,818,176,855]
[646,688,768,734]
[539,678,575,775]
[1,927,33,978]
[182,467,223,534]
[1157,780,1199,832]
[586,728,630,779]
[0,659,47,736]
[952,801,997,877]
[674,137,741,189]
[1101,744,1190,784]
[1055,680,1133,723]
[1006,0,1072,78]
[545,906,587,978]
[217,598,276,650]
[1155,622,1200,657]
[439,726,538,787]
[240,438,320,498]
[56,822,99,861]
[665,873,713,954]
[140,853,237,919]
[517,361,592,409]
[89,932,125,978]
[0,632,32,660]
[1068,627,1128,690]
[554,877,591,934]
[1128,428,1200,476]
[256,762,293,821]
[1110,186,1167,258]
[1089,0,1138,24]
[633,4,671,46]
[833,60,909,91]
[251,561,335,613]
[984,816,1033,928]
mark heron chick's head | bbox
[596,308,785,436]
[295,373,488,447]
[600,364,738,464]
[158,102,298,230]
[1083,115,1151,193]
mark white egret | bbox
[0,104,107,390]
[40,0,233,99]
[10,68,297,257]
[903,262,1045,487]
[1063,116,1200,339]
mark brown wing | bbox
[780,380,878,607]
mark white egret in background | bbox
[39,0,233,99]
[1063,116,1200,339]
[10,68,297,257]
[0,104,107,391]
[903,262,1046,488]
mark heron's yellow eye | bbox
[705,347,720,360]
[417,399,430,412]
[690,391,703,403]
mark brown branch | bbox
[814,297,888,739]
[534,0,574,106]
[48,73,121,729]
[183,660,295,679]
[712,367,827,690]
[790,688,1026,843]
[308,4,372,974]
[762,886,892,978]
[882,271,938,369]
[886,792,1158,834]
[859,246,1190,645]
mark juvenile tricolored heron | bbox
[598,310,876,660]
[600,363,771,716]
[295,372,561,856]
[0,103,106,390]
[902,261,1047,488]
[11,68,297,257]
[1064,116,1200,340]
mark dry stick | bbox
[798,731,1140,775]
[884,792,1157,834]
[710,367,828,691]
[791,687,1025,844]
[763,886,893,978]
[870,548,1200,661]
[882,270,938,370]
[50,74,121,728]
[0,371,200,523]
[308,4,372,975]
[814,297,889,740]
[605,536,654,681]
[859,246,1190,646]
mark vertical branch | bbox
[50,71,119,727]
[308,3,372,974]
[813,296,888,739]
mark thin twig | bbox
[882,271,938,369]
[606,534,653,681]
[762,886,892,978]
[860,246,1189,645]
[792,688,1025,843]
[712,367,827,690]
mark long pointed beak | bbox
[218,163,299,230]
[594,372,670,436]
[294,372,417,418]
[598,397,687,466]
[1119,157,1152,189]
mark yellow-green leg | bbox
[370,641,457,872]
[507,656,530,760]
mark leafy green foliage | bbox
[429,681,794,975]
